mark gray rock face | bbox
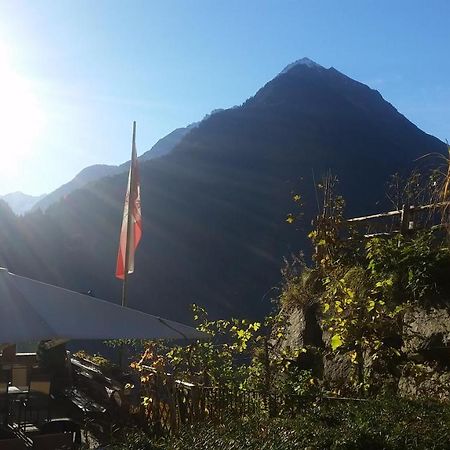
[398,306,450,402]
[282,304,450,400]
[282,304,324,349]
[402,306,450,359]
[323,353,354,389]
[398,363,450,402]
[281,306,307,350]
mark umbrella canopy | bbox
[0,268,206,344]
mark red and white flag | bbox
[116,122,142,280]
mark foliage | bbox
[130,303,266,425]
[308,174,348,270]
[111,398,450,449]
[130,303,319,424]
[166,304,263,388]
[73,350,119,372]
[321,264,404,393]
[106,428,163,450]
[278,254,322,309]
[366,231,450,305]
[415,143,450,226]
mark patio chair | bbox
[19,371,52,430]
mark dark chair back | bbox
[0,437,27,449]
[32,432,73,449]
[41,418,81,445]
[29,369,51,396]
[11,366,28,391]
[0,371,9,426]
[0,369,9,386]
[29,380,51,396]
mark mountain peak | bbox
[280,57,324,75]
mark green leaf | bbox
[286,214,295,224]
[331,334,343,351]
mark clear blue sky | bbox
[0,0,449,195]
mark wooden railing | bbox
[345,201,450,238]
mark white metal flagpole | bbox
[121,121,137,308]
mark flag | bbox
[116,122,142,280]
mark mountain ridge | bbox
[0,60,445,322]
[31,122,198,212]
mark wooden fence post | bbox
[152,372,161,434]
[167,376,178,433]
[399,204,410,235]
[191,385,200,422]
[264,337,276,417]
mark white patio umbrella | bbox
[0,267,206,344]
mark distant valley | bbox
[0,192,46,215]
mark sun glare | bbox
[0,42,45,180]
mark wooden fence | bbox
[136,368,301,434]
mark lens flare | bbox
[0,42,45,180]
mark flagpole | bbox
[121,120,137,308]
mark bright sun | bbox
[0,42,45,182]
